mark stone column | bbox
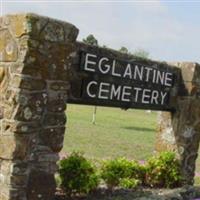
[156,62,200,185]
[0,13,78,200]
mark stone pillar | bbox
[156,62,200,185]
[0,14,78,200]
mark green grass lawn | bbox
[63,104,156,160]
[62,104,200,184]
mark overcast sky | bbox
[1,0,200,62]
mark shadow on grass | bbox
[121,126,155,132]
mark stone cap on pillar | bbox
[168,62,200,96]
[0,13,79,63]
[0,13,79,41]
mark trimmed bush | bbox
[145,151,183,188]
[100,157,142,188]
[59,152,99,196]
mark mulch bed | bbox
[55,186,200,200]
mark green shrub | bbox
[119,178,140,189]
[100,157,132,188]
[100,157,142,188]
[145,151,183,188]
[59,152,99,196]
[131,162,147,185]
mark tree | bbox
[119,47,150,60]
[102,45,108,49]
[83,34,98,46]
[119,46,129,54]
[133,48,149,59]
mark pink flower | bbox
[195,172,200,177]
[59,152,68,160]
[139,160,146,165]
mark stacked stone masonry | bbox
[156,62,200,185]
[0,13,78,200]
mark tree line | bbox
[82,34,149,59]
